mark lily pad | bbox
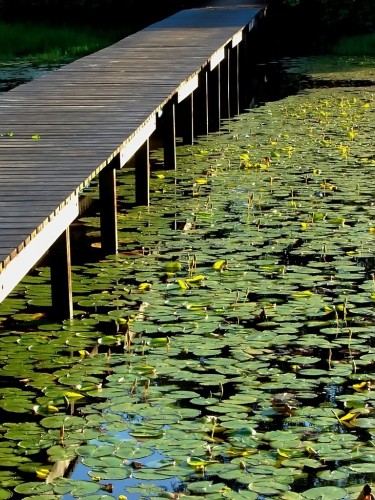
[302,486,348,499]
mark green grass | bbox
[331,33,375,56]
[0,21,128,63]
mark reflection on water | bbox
[0,59,67,93]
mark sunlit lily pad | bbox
[316,469,349,481]
[14,482,54,495]
[349,463,375,473]
[187,480,227,494]
[302,486,348,499]
[248,481,290,495]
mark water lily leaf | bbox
[223,489,258,499]
[248,481,290,494]
[291,290,314,299]
[22,496,60,500]
[302,486,348,499]
[129,429,165,439]
[316,469,349,481]
[350,418,375,428]
[14,482,54,495]
[73,495,115,500]
[281,493,305,500]
[281,459,323,469]
[164,260,182,273]
[75,445,103,457]
[40,415,85,429]
[46,445,78,461]
[87,466,131,480]
[349,463,375,473]
[187,480,227,494]
[130,469,175,481]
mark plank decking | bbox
[0,5,266,308]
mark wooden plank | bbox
[177,75,199,103]
[210,47,225,70]
[232,30,243,47]
[120,116,156,166]
[0,4,265,304]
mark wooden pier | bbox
[0,4,266,319]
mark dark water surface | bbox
[0,60,66,93]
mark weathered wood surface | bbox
[0,5,264,297]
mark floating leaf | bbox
[302,486,348,499]
[164,260,182,272]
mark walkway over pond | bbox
[0,3,266,318]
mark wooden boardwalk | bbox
[0,4,266,317]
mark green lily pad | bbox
[187,481,227,494]
[316,469,349,481]
[302,486,348,499]
[248,481,290,495]
[0,489,12,500]
[14,482,54,495]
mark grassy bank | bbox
[1,17,375,66]
[0,21,128,63]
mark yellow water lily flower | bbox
[177,279,189,289]
[213,259,227,271]
[36,468,50,480]
[186,274,205,284]
[138,282,151,291]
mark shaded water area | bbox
[0,60,68,93]
[1,55,375,499]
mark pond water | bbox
[0,60,67,93]
[0,55,375,500]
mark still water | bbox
[0,60,65,93]
[0,55,375,500]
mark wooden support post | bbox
[178,93,194,145]
[194,70,209,137]
[220,47,230,120]
[135,139,150,206]
[243,21,260,111]
[207,65,220,132]
[229,44,240,116]
[99,156,119,255]
[50,228,73,320]
[238,32,248,112]
[162,101,177,170]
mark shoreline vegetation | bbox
[0,22,374,69]
[0,21,130,64]
[0,0,204,64]
[0,0,375,67]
